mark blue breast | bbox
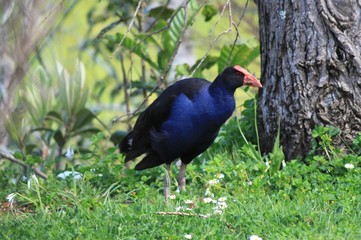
[155,85,235,159]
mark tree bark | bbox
[256,0,361,160]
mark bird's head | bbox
[219,65,262,89]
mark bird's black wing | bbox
[180,130,219,164]
[121,78,210,162]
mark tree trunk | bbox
[256,0,361,160]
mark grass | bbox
[1,125,361,239]
[1,175,360,239]
[1,141,361,239]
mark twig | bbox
[112,0,191,124]
[190,0,234,76]
[30,0,79,65]
[227,0,249,66]
[159,0,190,83]
[0,149,48,180]
[0,150,26,167]
[143,0,172,32]
[127,4,185,60]
[120,55,132,130]
[236,0,249,28]
[156,211,210,218]
[112,0,143,57]
[96,18,123,39]
[40,0,66,25]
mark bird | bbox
[120,65,262,201]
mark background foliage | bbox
[1,0,360,239]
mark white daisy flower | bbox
[216,173,224,179]
[217,201,228,209]
[282,160,286,167]
[65,147,74,160]
[27,174,38,190]
[184,234,192,239]
[344,163,355,169]
[213,209,223,215]
[203,197,213,203]
[208,179,219,185]
[176,206,184,211]
[6,193,16,207]
[10,178,17,184]
[249,235,263,240]
[184,199,194,204]
[57,171,83,180]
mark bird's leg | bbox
[164,164,171,203]
[177,163,187,191]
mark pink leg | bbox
[177,163,187,191]
[164,164,171,203]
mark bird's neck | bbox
[204,79,236,126]
[209,77,236,96]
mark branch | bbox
[112,0,191,124]
[156,211,210,218]
[0,149,48,180]
[112,0,143,57]
[96,18,123,39]
[191,0,234,75]
[227,0,249,66]
[159,0,190,83]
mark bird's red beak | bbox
[234,65,262,88]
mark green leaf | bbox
[53,130,65,147]
[202,4,217,22]
[168,8,186,49]
[104,34,157,69]
[242,143,263,162]
[45,111,64,124]
[157,50,168,71]
[175,63,191,77]
[70,128,101,137]
[131,80,157,92]
[14,151,23,160]
[218,43,260,71]
[25,144,37,155]
[190,56,218,77]
[269,126,285,174]
[162,1,199,55]
[73,108,96,130]
[25,155,42,165]
[107,147,117,154]
[148,6,174,20]
[328,126,340,137]
[31,127,54,133]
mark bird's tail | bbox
[120,131,149,163]
[135,151,164,170]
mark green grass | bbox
[1,129,361,239]
[2,189,360,239]
[1,175,360,239]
